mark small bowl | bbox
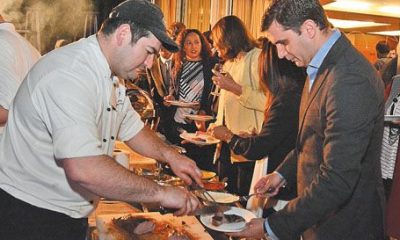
[202,180,227,191]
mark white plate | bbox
[180,132,220,146]
[165,100,199,107]
[385,115,400,122]
[199,191,239,204]
[200,207,256,232]
[183,114,215,121]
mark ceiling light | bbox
[368,30,400,36]
[328,18,390,29]
[324,1,372,11]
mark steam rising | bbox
[1,0,96,53]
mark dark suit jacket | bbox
[269,34,385,239]
[229,88,302,200]
[229,88,301,196]
[136,57,173,133]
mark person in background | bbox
[230,0,385,239]
[374,40,392,72]
[164,29,216,171]
[210,15,267,195]
[54,38,71,49]
[134,46,174,135]
[168,21,186,42]
[211,38,305,204]
[381,41,400,240]
[381,47,399,89]
[0,14,41,136]
[0,1,202,240]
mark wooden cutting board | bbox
[96,212,213,240]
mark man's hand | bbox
[254,172,286,197]
[166,150,203,187]
[227,218,266,239]
[158,186,200,216]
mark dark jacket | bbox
[270,34,385,240]
[229,87,302,200]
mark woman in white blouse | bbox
[210,16,267,195]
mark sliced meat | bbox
[211,211,224,226]
[133,220,155,235]
[211,212,245,226]
[224,214,245,223]
[168,233,191,240]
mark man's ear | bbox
[301,19,318,39]
[115,23,131,46]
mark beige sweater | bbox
[215,48,266,135]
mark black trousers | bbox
[0,188,88,240]
[165,121,217,172]
[217,143,255,196]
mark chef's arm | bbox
[62,156,200,215]
[62,155,165,203]
[124,126,202,186]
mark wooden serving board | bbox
[96,212,213,240]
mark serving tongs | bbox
[188,183,231,216]
[238,187,276,202]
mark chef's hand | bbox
[158,186,200,216]
[227,218,266,239]
[165,150,203,187]
[254,172,286,197]
[212,72,242,96]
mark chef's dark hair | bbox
[99,18,150,45]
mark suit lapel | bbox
[297,34,349,141]
[150,59,167,97]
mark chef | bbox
[0,1,202,240]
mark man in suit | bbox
[230,0,385,239]
[145,46,173,134]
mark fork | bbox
[239,187,276,201]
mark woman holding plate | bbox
[211,37,306,201]
[209,16,266,195]
[164,29,217,171]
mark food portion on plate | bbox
[183,114,215,122]
[103,215,194,240]
[198,191,239,204]
[211,210,245,227]
[164,100,200,108]
[97,213,213,240]
[200,207,256,233]
[179,131,220,146]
